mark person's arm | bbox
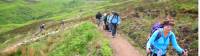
[170,32,184,54]
[147,33,151,40]
[108,16,112,23]
[117,16,121,25]
[146,30,159,49]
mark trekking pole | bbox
[184,49,188,56]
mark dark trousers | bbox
[150,52,166,56]
[111,23,117,36]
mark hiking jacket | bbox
[146,28,183,55]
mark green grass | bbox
[10,22,113,56]
[100,39,112,56]
[48,22,112,56]
[0,0,85,31]
[0,0,118,48]
[0,0,99,33]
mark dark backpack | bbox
[153,29,161,41]
[104,15,108,23]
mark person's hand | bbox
[146,33,151,40]
[146,48,151,54]
[183,49,188,56]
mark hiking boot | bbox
[109,30,112,32]
[112,36,115,38]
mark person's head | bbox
[111,11,119,16]
[107,11,112,16]
[107,11,112,15]
[42,24,45,26]
[103,13,107,16]
[162,20,174,32]
[97,12,101,14]
[61,20,64,22]
[166,15,175,24]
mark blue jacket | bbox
[146,28,183,55]
[107,15,112,23]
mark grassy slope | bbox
[0,0,129,55]
[0,0,197,56]
[0,0,133,48]
[0,0,98,34]
[11,22,112,56]
[0,0,115,48]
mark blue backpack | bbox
[111,15,119,24]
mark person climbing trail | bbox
[107,12,112,32]
[39,23,45,35]
[102,13,109,31]
[110,11,121,38]
[96,12,102,26]
[60,20,65,30]
[146,20,188,56]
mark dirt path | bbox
[98,26,144,56]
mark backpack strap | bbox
[115,16,119,24]
[154,28,162,42]
[111,15,115,23]
[169,31,173,42]
[150,29,162,52]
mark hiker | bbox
[146,21,187,56]
[102,13,109,31]
[39,23,45,35]
[60,20,65,30]
[61,20,64,25]
[107,12,112,32]
[96,12,102,26]
[40,24,45,32]
[110,11,121,38]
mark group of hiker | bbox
[95,10,188,56]
[38,9,188,56]
[95,11,121,38]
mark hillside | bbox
[0,0,198,56]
